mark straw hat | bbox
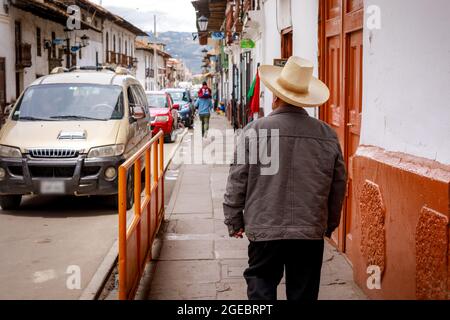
[259,56,330,108]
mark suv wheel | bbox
[108,170,134,211]
[0,195,22,210]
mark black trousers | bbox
[244,239,324,301]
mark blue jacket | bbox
[195,97,213,115]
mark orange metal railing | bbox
[118,131,165,300]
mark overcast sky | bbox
[95,0,197,33]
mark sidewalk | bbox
[140,113,366,300]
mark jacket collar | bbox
[270,104,309,117]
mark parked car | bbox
[146,91,179,143]
[165,88,195,128]
[0,66,152,210]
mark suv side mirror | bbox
[131,106,146,121]
[172,104,180,110]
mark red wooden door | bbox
[319,0,364,258]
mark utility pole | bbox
[153,15,159,90]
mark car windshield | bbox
[12,84,124,121]
[147,94,167,108]
[169,92,188,102]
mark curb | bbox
[78,128,189,300]
[79,240,118,300]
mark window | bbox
[127,86,138,107]
[147,94,167,108]
[36,28,42,57]
[281,27,293,59]
[12,84,124,121]
[134,85,149,108]
[51,32,56,58]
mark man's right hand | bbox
[232,228,245,239]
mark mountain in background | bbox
[146,31,205,75]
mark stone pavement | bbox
[140,113,367,300]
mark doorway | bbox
[281,27,293,59]
[318,0,364,261]
[0,58,6,122]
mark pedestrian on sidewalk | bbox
[195,82,213,137]
[223,56,347,301]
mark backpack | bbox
[198,87,211,99]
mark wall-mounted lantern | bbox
[198,16,208,32]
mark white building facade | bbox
[0,0,145,123]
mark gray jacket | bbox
[223,105,347,241]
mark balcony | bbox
[244,0,261,11]
[120,54,128,66]
[106,51,118,64]
[16,43,32,69]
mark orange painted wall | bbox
[351,146,450,300]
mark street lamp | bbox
[198,16,208,32]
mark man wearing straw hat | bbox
[223,57,347,301]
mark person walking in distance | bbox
[223,57,347,301]
[196,82,213,137]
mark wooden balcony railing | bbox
[107,51,117,64]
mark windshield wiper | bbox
[50,115,108,121]
[19,116,54,121]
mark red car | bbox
[146,91,179,143]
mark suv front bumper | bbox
[0,155,124,196]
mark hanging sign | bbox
[53,38,64,45]
[273,59,288,67]
[70,46,80,53]
[211,32,225,40]
[240,39,255,49]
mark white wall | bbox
[291,0,319,117]
[136,49,156,90]
[135,49,146,88]
[0,8,14,104]
[103,20,136,62]
[76,30,103,67]
[361,0,450,164]
[261,0,281,116]
[11,8,67,96]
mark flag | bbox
[241,39,256,49]
[249,70,260,115]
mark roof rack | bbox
[68,66,116,73]
[50,66,131,75]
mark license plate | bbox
[40,181,65,195]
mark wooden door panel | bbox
[327,0,341,19]
[320,0,364,257]
[346,0,364,13]
[344,29,363,259]
[325,36,345,147]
